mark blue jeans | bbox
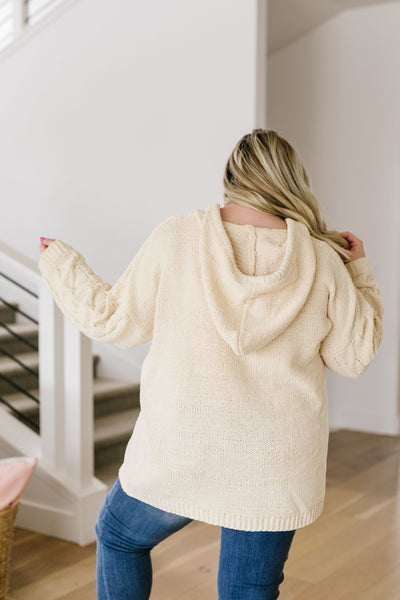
[95,477,296,600]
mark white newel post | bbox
[35,276,106,545]
[63,318,94,491]
[38,279,66,474]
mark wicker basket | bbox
[0,503,19,600]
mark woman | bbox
[38,129,384,600]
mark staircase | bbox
[0,299,141,489]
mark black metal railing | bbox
[0,395,39,432]
[0,320,38,351]
[0,273,39,301]
[0,269,40,434]
[0,345,38,377]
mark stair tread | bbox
[95,462,121,488]
[0,376,138,402]
[0,394,39,414]
[0,351,39,374]
[0,378,138,414]
[2,393,141,440]
[0,322,38,339]
[0,301,18,309]
[0,351,99,376]
[94,407,140,446]
[93,377,139,397]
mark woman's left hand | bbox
[39,237,56,254]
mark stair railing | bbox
[0,280,40,431]
[0,240,94,491]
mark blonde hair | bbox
[222,129,352,262]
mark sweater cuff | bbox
[38,239,74,273]
[345,256,373,278]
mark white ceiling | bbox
[268,0,399,56]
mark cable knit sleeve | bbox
[37,222,166,349]
[319,254,384,378]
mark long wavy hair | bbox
[222,129,352,262]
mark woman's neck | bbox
[220,203,287,230]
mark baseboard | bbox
[16,483,107,545]
[0,437,108,546]
[329,409,400,436]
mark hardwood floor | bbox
[8,429,400,599]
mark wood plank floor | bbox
[8,429,400,599]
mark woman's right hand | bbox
[39,237,56,254]
[339,231,366,263]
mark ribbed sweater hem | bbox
[118,474,325,532]
[345,256,373,277]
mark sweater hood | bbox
[194,202,317,356]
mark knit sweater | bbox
[38,202,384,531]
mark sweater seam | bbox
[125,309,150,341]
[313,240,373,276]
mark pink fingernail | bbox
[40,237,45,241]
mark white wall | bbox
[268,2,400,434]
[0,0,259,377]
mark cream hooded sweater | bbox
[38,202,384,531]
